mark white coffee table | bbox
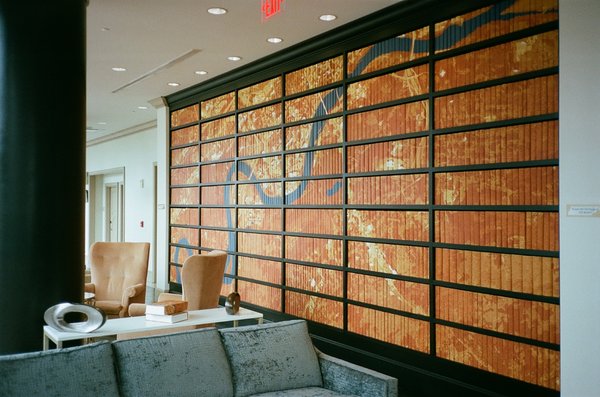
[43,307,263,350]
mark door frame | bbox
[86,167,125,249]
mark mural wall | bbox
[169,0,559,391]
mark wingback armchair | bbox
[85,242,150,318]
[129,250,227,316]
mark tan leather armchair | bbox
[129,250,227,316]
[85,242,150,318]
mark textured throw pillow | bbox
[219,319,323,397]
[112,327,233,397]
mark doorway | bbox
[86,167,125,252]
[105,182,124,242]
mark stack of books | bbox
[145,300,189,323]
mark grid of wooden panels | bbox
[168,0,559,390]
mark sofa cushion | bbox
[251,386,357,396]
[219,320,323,397]
[0,341,120,397]
[112,327,233,397]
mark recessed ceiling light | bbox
[319,14,337,22]
[167,82,180,87]
[195,70,208,75]
[227,56,242,61]
[101,27,111,32]
[207,7,227,15]
[137,106,148,110]
[97,122,107,125]
[111,67,127,72]
[267,37,283,44]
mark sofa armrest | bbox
[84,283,95,293]
[119,283,146,317]
[318,351,398,397]
[157,292,183,302]
[128,303,146,317]
[123,283,145,300]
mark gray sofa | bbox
[0,319,397,397]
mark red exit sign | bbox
[262,0,284,20]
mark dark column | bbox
[0,0,87,354]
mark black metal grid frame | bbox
[166,1,559,396]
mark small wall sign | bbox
[567,205,600,217]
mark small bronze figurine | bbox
[225,291,240,314]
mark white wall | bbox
[559,0,600,395]
[86,127,159,284]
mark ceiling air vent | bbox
[112,49,201,94]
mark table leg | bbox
[233,320,239,327]
[43,333,61,350]
[258,318,263,324]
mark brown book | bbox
[145,300,189,315]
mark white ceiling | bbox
[86,0,402,142]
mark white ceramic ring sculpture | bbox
[44,303,106,333]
